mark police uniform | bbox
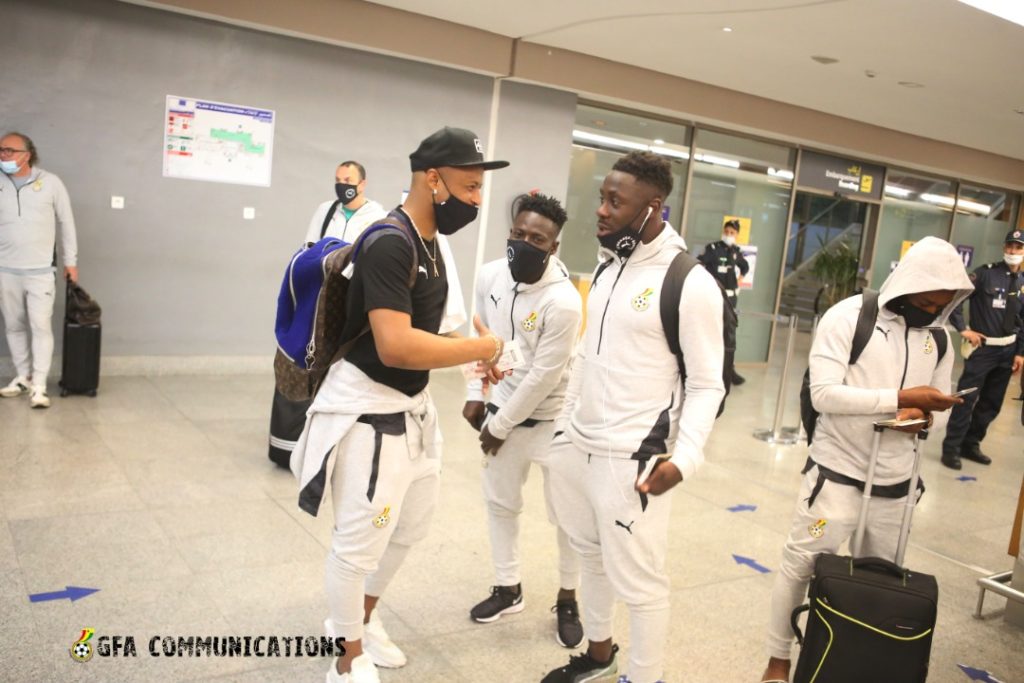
[698,239,748,382]
[941,229,1024,468]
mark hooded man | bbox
[760,236,973,683]
[462,192,583,647]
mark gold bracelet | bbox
[486,334,503,366]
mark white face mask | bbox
[721,234,736,247]
[0,160,20,174]
[1004,253,1024,267]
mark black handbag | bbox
[66,280,101,326]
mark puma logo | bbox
[490,294,501,306]
[615,520,635,535]
[418,265,428,276]
[875,326,890,340]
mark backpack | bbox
[799,289,947,444]
[273,214,419,401]
[318,199,343,241]
[65,280,102,326]
[592,249,737,417]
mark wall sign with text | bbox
[798,151,885,201]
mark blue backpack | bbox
[273,216,418,400]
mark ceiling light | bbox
[884,185,913,198]
[767,167,794,180]
[650,145,690,161]
[722,27,733,32]
[694,153,740,169]
[956,198,992,215]
[811,56,839,65]
[1015,108,1024,115]
[572,130,648,151]
[957,0,1024,28]
[920,193,955,207]
[653,138,665,145]
[898,81,925,88]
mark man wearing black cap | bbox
[698,218,749,385]
[289,127,509,683]
[941,229,1024,469]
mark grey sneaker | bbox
[541,644,618,683]
[552,598,584,648]
[470,584,524,623]
[0,376,30,398]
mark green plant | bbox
[811,239,859,313]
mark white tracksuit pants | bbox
[766,464,912,660]
[481,419,580,589]
[547,435,672,683]
[325,408,440,642]
[0,272,56,384]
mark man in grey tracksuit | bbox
[0,132,78,409]
[542,152,726,683]
[462,193,584,647]
[760,236,973,683]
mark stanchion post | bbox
[754,314,799,445]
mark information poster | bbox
[900,240,916,259]
[739,245,758,290]
[163,95,275,187]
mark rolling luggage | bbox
[791,422,938,683]
[59,279,101,397]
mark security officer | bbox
[698,218,749,385]
[941,229,1024,470]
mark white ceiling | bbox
[368,0,1024,161]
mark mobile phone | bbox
[952,387,978,397]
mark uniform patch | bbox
[372,506,391,528]
[631,288,655,312]
[924,334,934,355]
[522,312,538,332]
[33,179,42,192]
[808,518,827,539]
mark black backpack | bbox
[593,250,737,417]
[799,289,947,444]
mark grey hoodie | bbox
[809,236,974,485]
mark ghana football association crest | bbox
[631,288,655,312]
[522,312,538,332]
[808,519,827,539]
[71,628,95,662]
[373,506,391,529]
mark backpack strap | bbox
[320,199,344,240]
[660,251,699,376]
[848,289,879,366]
[932,328,947,362]
[592,259,613,287]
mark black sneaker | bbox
[470,584,524,623]
[552,599,584,648]
[960,446,992,465]
[731,371,746,386]
[941,452,962,470]
[541,644,618,683]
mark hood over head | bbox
[878,236,974,324]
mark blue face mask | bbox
[0,160,20,174]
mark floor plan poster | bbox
[163,95,275,187]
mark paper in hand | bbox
[496,339,525,373]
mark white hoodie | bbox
[557,226,725,481]
[303,198,387,244]
[809,236,974,485]
[467,255,582,439]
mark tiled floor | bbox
[2,344,1023,682]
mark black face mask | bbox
[507,239,550,283]
[433,173,478,235]
[887,296,938,328]
[335,182,359,205]
[598,206,653,259]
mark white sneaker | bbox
[29,385,50,409]
[363,608,407,668]
[325,653,379,683]
[0,376,30,398]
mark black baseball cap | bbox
[1005,229,1024,245]
[409,127,509,172]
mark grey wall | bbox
[1,0,524,357]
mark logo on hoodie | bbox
[522,312,538,332]
[372,506,391,529]
[631,288,655,312]
[924,334,934,355]
[808,518,827,539]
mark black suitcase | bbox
[791,423,937,683]
[60,321,101,396]
[268,388,311,468]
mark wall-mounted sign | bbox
[956,244,975,269]
[798,151,885,201]
[723,215,752,245]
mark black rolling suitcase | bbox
[791,422,937,683]
[59,279,101,397]
[268,388,311,468]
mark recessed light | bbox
[1015,108,1024,115]
[811,55,839,65]
[654,138,665,145]
[898,81,925,88]
[723,27,733,32]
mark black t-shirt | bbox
[342,210,448,396]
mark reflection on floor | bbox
[1,359,1022,682]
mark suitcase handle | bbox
[790,604,809,646]
[850,556,907,581]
